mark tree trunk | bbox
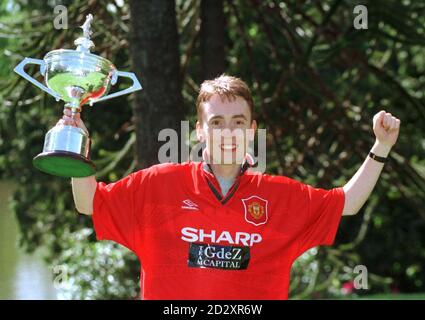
[128,0,184,169]
[200,0,226,80]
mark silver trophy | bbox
[14,14,142,177]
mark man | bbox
[65,75,400,299]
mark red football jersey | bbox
[92,161,345,299]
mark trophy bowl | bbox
[44,49,115,106]
[14,14,142,178]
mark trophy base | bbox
[33,151,96,178]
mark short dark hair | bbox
[196,74,254,122]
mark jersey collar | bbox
[200,150,256,205]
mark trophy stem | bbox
[64,102,81,117]
[71,109,79,118]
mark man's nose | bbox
[221,128,233,138]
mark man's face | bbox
[196,94,257,165]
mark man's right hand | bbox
[57,108,89,134]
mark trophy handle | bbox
[92,71,142,104]
[13,58,61,101]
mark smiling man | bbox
[66,74,400,299]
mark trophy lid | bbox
[44,13,111,65]
[74,14,95,53]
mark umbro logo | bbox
[181,199,199,210]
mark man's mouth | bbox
[220,144,237,151]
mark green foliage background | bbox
[0,0,424,299]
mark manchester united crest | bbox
[242,196,268,226]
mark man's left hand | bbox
[373,110,401,148]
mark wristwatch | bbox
[369,151,389,163]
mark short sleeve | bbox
[92,171,146,252]
[297,185,345,255]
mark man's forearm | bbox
[71,176,97,215]
[342,140,392,215]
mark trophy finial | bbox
[81,14,93,39]
[74,14,95,52]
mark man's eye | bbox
[211,120,220,126]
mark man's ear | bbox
[196,121,204,142]
[248,120,257,141]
